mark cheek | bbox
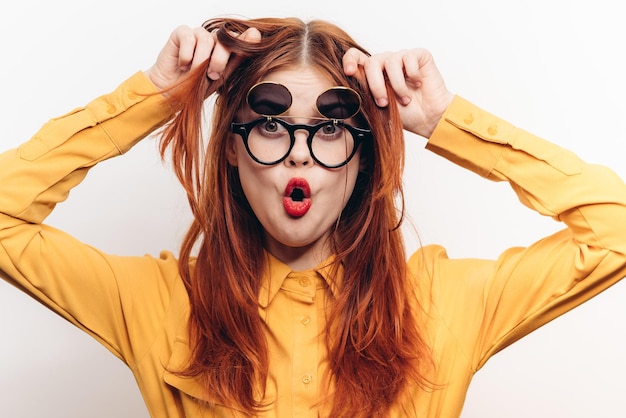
[238,163,267,193]
[328,161,361,210]
[235,157,275,211]
[231,140,262,184]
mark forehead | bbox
[258,67,335,106]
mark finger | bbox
[384,52,413,105]
[207,27,261,80]
[362,55,390,107]
[173,26,202,71]
[342,48,368,76]
[240,26,262,44]
[402,49,424,84]
[205,30,229,80]
[188,27,215,71]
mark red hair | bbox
[159,17,433,417]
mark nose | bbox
[285,129,313,167]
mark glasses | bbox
[231,82,372,169]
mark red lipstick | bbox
[283,177,312,218]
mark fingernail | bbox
[401,96,411,105]
[207,71,220,80]
[376,98,388,107]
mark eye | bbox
[317,122,345,140]
[254,118,288,139]
[263,120,278,132]
[262,119,279,133]
[321,123,337,135]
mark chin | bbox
[277,236,318,249]
[270,229,329,250]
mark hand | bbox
[145,25,261,92]
[343,48,454,138]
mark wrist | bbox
[423,92,455,138]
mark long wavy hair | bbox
[159,17,432,417]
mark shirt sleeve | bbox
[0,72,179,366]
[414,95,626,371]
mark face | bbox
[228,66,363,270]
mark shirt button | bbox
[106,104,117,114]
[301,316,311,325]
[298,278,311,287]
[128,91,137,100]
[487,125,498,136]
[302,373,313,384]
[463,113,474,124]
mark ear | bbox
[226,136,239,167]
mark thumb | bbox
[219,27,262,81]
[343,47,369,76]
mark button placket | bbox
[288,272,320,411]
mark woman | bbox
[0,16,625,418]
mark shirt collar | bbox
[258,251,341,308]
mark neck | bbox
[264,235,331,271]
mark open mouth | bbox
[283,177,312,217]
[290,188,305,201]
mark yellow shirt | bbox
[1,72,626,418]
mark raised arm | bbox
[344,47,626,367]
[0,25,258,364]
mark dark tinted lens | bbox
[247,82,292,116]
[316,87,362,119]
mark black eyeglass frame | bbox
[231,117,372,169]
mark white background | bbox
[1,0,625,417]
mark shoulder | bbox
[406,244,497,312]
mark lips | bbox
[283,177,312,218]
